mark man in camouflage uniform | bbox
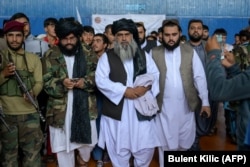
[42,18,98,167]
[0,20,43,167]
[233,30,250,71]
[224,30,250,144]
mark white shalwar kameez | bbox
[152,47,209,167]
[95,52,161,167]
[49,55,98,167]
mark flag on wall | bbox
[76,6,82,25]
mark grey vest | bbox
[152,43,201,112]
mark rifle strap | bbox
[7,50,35,95]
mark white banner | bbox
[92,14,166,36]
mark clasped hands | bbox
[63,78,84,89]
[124,85,151,99]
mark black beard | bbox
[162,37,181,51]
[7,42,23,52]
[188,34,202,42]
[139,37,146,45]
[58,40,80,56]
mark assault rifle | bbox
[3,49,46,122]
[13,70,46,122]
[0,106,12,132]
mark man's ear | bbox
[104,43,108,49]
[44,27,48,33]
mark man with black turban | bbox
[95,18,161,166]
[42,18,98,167]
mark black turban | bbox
[55,18,82,39]
[112,18,139,45]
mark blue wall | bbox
[0,0,249,44]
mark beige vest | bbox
[152,43,201,112]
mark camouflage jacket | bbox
[233,43,250,71]
[42,44,98,128]
[228,43,250,111]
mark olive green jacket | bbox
[0,49,43,115]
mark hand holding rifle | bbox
[4,62,45,122]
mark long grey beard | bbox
[114,39,138,62]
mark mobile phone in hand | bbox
[216,34,225,59]
[70,78,80,82]
[201,111,208,118]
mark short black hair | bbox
[104,24,112,33]
[146,35,157,40]
[150,31,158,36]
[44,17,58,27]
[188,19,203,30]
[94,33,109,49]
[162,19,182,32]
[203,24,209,31]
[213,28,227,36]
[10,12,29,22]
[158,27,162,33]
[82,25,95,34]
[135,22,146,32]
[234,33,240,37]
[239,30,250,39]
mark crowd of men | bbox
[0,12,250,167]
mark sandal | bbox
[75,151,88,167]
